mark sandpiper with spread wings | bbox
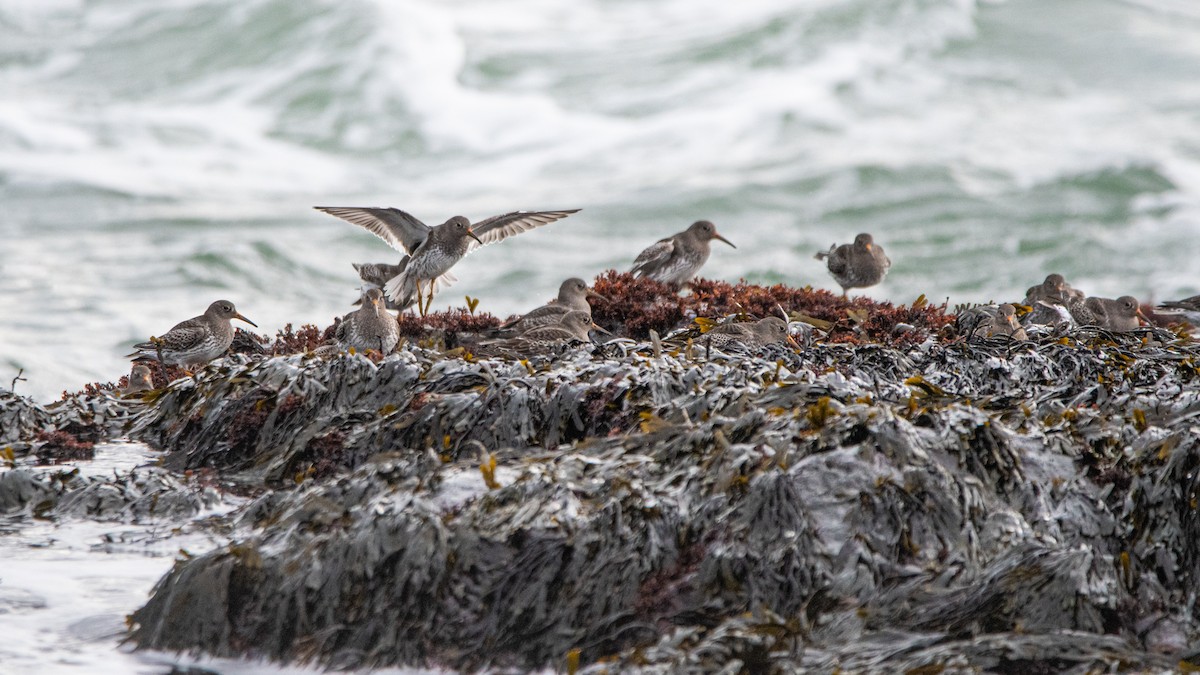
[316,206,581,314]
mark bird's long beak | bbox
[591,322,613,336]
[786,335,800,348]
[865,243,874,251]
[586,289,610,302]
[1136,307,1151,325]
[714,233,736,249]
[466,228,484,245]
[235,313,258,328]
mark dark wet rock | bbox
[118,325,1200,672]
[0,464,218,522]
[0,390,52,447]
[1,389,148,458]
[0,469,57,515]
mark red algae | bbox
[395,308,502,338]
[34,429,95,462]
[592,271,952,345]
[270,323,334,355]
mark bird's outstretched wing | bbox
[467,209,581,252]
[315,207,431,255]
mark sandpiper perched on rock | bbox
[1157,295,1200,326]
[631,220,735,287]
[119,364,154,396]
[351,261,408,311]
[129,300,257,366]
[316,206,580,314]
[336,288,400,354]
[482,310,609,353]
[1022,273,1083,325]
[1069,295,1145,332]
[492,278,607,335]
[702,317,797,351]
[967,304,1027,340]
[814,233,891,298]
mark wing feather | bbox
[467,209,580,251]
[315,207,431,254]
[631,238,675,275]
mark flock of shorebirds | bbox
[120,206,1200,394]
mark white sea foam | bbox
[1,0,1199,400]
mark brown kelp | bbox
[3,274,1199,672]
[118,325,1200,672]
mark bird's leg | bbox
[416,280,428,317]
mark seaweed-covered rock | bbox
[0,463,219,522]
[125,326,1200,671]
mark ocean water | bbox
[2,0,1200,401]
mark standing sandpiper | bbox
[814,233,891,298]
[316,206,580,314]
[129,300,257,366]
[631,220,735,287]
[336,287,400,354]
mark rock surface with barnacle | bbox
[3,276,1199,673]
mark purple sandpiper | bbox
[701,317,798,351]
[631,220,735,287]
[351,261,408,311]
[336,287,400,354]
[129,300,257,366]
[970,304,1027,340]
[316,207,580,314]
[1068,295,1145,332]
[492,278,607,335]
[1022,273,1084,325]
[481,310,609,353]
[119,364,154,396]
[1157,295,1200,326]
[814,233,891,297]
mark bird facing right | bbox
[493,277,608,335]
[814,233,891,297]
[129,300,257,367]
[702,317,798,351]
[631,220,735,287]
[1069,295,1145,332]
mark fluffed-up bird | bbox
[336,287,400,354]
[491,278,607,335]
[815,233,891,297]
